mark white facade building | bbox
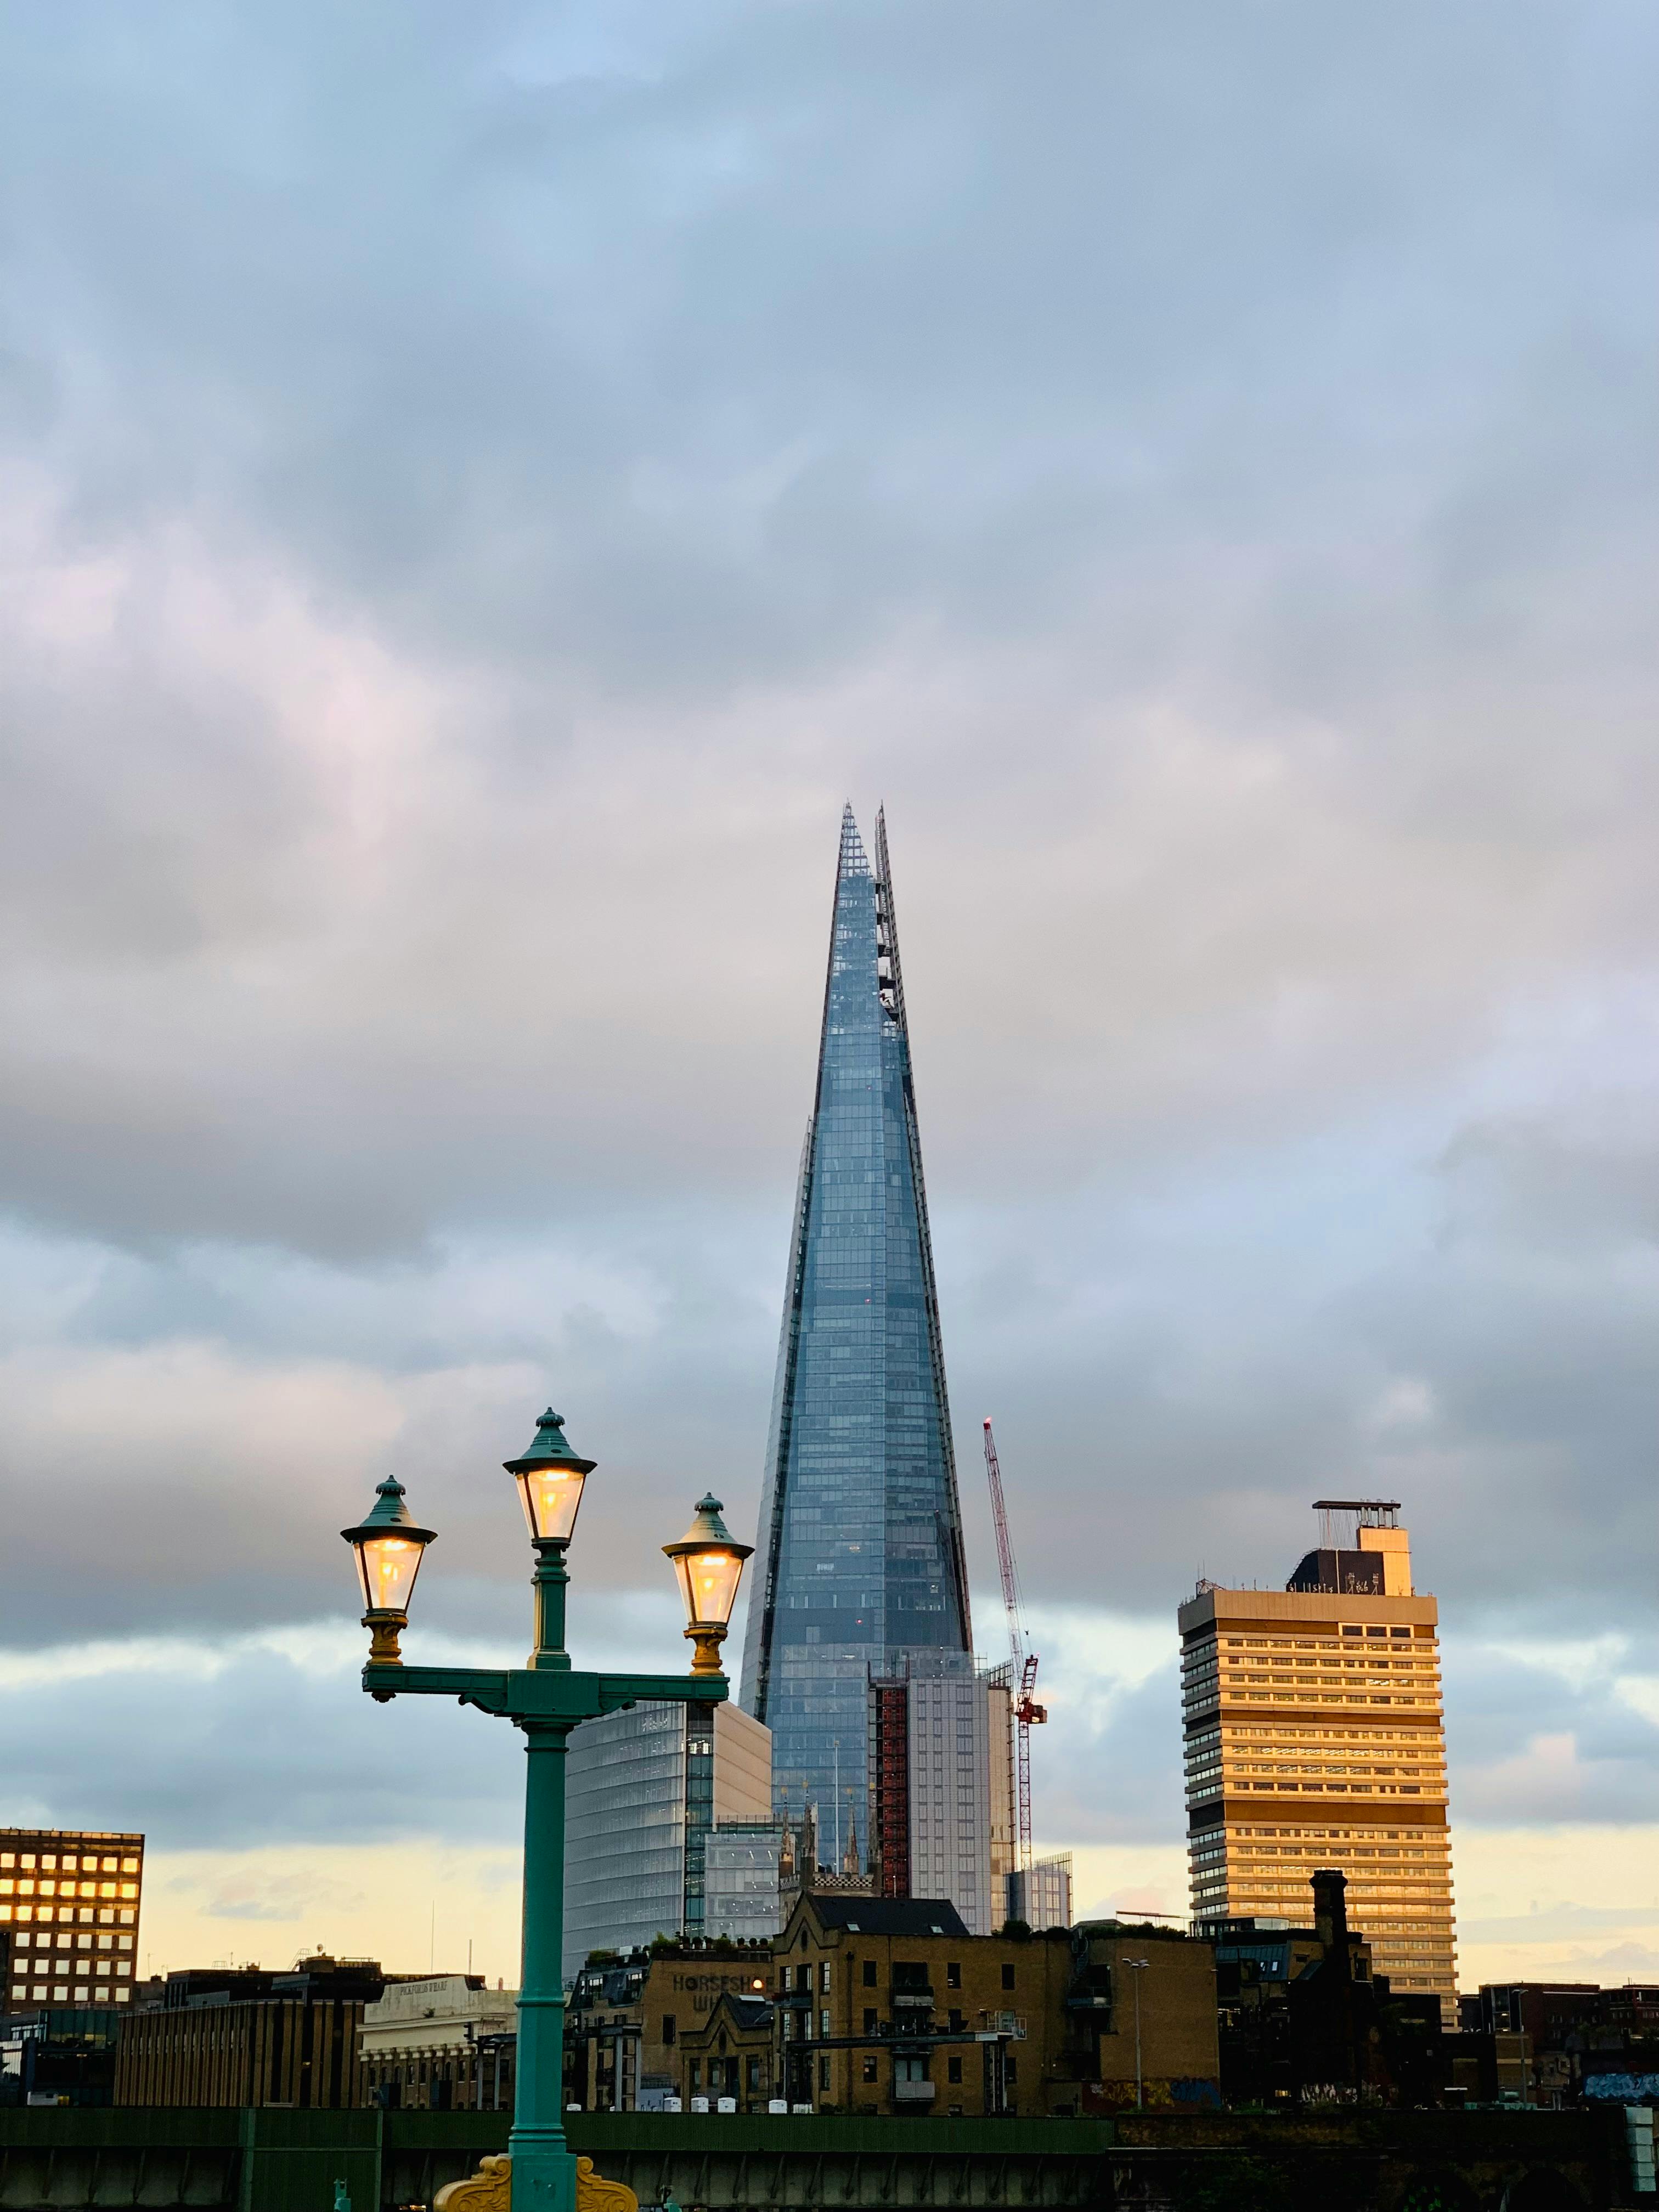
[703,1822,784,1943]
[870,1657,1014,1937]
[562,1701,772,1977]
[360,1974,517,2055]
[1007,1851,1073,1929]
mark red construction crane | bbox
[983,1417,1047,1882]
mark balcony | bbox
[890,1988,935,2011]
[892,2079,936,2103]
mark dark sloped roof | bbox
[804,1895,969,1938]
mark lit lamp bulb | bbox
[663,1495,753,1676]
[341,1475,437,1667]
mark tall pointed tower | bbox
[740,807,972,1835]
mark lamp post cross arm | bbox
[362,1662,729,1725]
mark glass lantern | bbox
[503,1409,598,1545]
[663,1494,753,1675]
[340,1474,436,1662]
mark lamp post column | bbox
[512,1719,577,2212]
[1122,1957,1149,2113]
[530,1543,570,1672]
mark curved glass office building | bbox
[739,807,973,1847]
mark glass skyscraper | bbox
[740,806,972,1842]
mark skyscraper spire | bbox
[741,806,970,1832]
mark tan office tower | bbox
[1178,1503,1457,2023]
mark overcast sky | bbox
[1,0,1655,1985]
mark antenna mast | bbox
[982,1418,1047,1883]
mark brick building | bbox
[678,1991,777,2109]
[769,1894,1219,2117]
[564,1939,775,2112]
[115,1955,392,2109]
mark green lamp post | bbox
[342,1409,748,2212]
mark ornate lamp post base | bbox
[436,2155,639,2212]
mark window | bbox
[862,1959,877,1988]
[862,2055,878,2084]
[819,2056,830,2091]
[864,2008,877,2033]
[948,2010,963,2033]
[798,1964,812,1991]
[821,2010,831,2036]
[946,1962,961,1989]
[947,2057,963,2084]
[662,2016,676,2045]
[1001,1964,1015,1991]
[1006,2057,1017,2084]
[747,2058,761,2092]
[820,1961,831,1993]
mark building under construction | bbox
[867,1657,1015,1936]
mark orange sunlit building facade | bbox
[1180,1504,1457,2024]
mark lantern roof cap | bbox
[504,1407,597,1479]
[664,1493,753,1560]
[340,1473,437,1548]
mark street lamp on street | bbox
[342,1408,749,2212]
[1122,1957,1150,2111]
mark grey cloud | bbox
[0,1606,687,1850]
[0,1646,522,1850]
[944,1101,1659,1623]
[1442,1639,1659,1828]
[3,1,1647,692]
[0,0,1655,1259]
[1037,1662,1187,1852]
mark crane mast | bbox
[982,1418,1047,1887]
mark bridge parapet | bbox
[0,2105,1629,2211]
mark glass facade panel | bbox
[740,807,971,1833]
[562,1705,686,1979]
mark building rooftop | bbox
[802,1896,970,1938]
